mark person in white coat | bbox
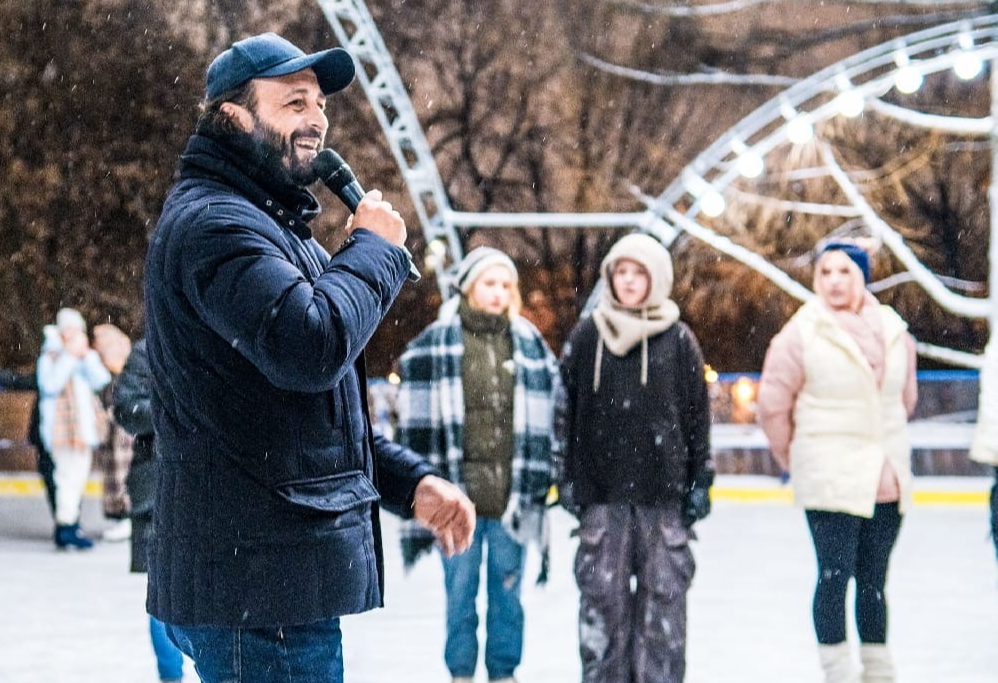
[37,308,112,550]
[970,339,998,566]
[757,242,917,683]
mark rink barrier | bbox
[0,475,988,506]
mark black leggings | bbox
[805,503,902,645]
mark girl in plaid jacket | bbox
[397,247,560,683]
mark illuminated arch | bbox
[645,14,998,367]
[317,1,998,365]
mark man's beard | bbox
[248,115,322,187]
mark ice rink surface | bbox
[1,475,995,683]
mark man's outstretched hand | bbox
[412,475,476,557]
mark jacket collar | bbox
[178,133,321,240]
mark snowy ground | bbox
[1,475,995,683]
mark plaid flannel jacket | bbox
[396,300,560,574]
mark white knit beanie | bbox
[454,246,518,295]
[55,307,87,333]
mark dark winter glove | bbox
[682,470,714,528]
[558,481,582,518]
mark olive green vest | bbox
[459,299,514,518]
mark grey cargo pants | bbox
[574,503,696,683]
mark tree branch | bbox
[605,0,988,17]
[575,51,799,86]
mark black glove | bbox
[683,469,714,528]
[558,481,582,518]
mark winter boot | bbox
[860,644,895,683]
[102,517,132,542]
[55,523,95,550]
[818,642,861,683]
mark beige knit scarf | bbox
[592,291,679,390]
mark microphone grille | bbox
[313,149,345,181]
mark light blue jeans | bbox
[166,617,343,683]
[149,616,184,681]
[441,517,525,680]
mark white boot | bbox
[860,644,895,683]
[819,642,861,683]
[102,518,131,542]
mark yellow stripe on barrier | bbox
[0,479,103,497]
[0,478,989,507]
[0,479,42,496]
[912,490,990,506]
[710,487,989,507]
[711,487,795,504]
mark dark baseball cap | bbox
[205,32,356,100]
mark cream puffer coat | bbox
[971,341,998,466]
[778,300,913,517]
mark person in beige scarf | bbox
[93,323,135,542]
[556,233,713,683]
[757,241,917,683]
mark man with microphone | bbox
[143,32,475,682]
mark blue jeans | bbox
[441,517,525,680]
[166,617,343,683]
[150,616,184,681]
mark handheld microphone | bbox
[313,149,420,283]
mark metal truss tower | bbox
[315,0,462,263]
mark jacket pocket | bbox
[652,522,696,591]
[275,470,381,513]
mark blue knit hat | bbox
[819,241,871,283]
[205,33,355,100]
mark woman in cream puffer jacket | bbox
[757,242,917,683]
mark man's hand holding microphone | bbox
[314,148,420,282]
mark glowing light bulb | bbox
[954,50,983,80]
[700,190,726,218]
[737,150,764,179]
[684,170,726,217]
[786,116,813,144]
[780,102,814,145]
[894,65,923,94]
[730,139,764,179]
[733,376,755,404]
[427,238,447,257]
[835,90,864,118]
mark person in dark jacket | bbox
[556,233,714,683]
[113,339,186,683]
[0,368,55,514]
[143,33,475,683]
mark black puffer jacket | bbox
[557,318,712,509]
[144,133,435,627]
[113,339,156,573]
